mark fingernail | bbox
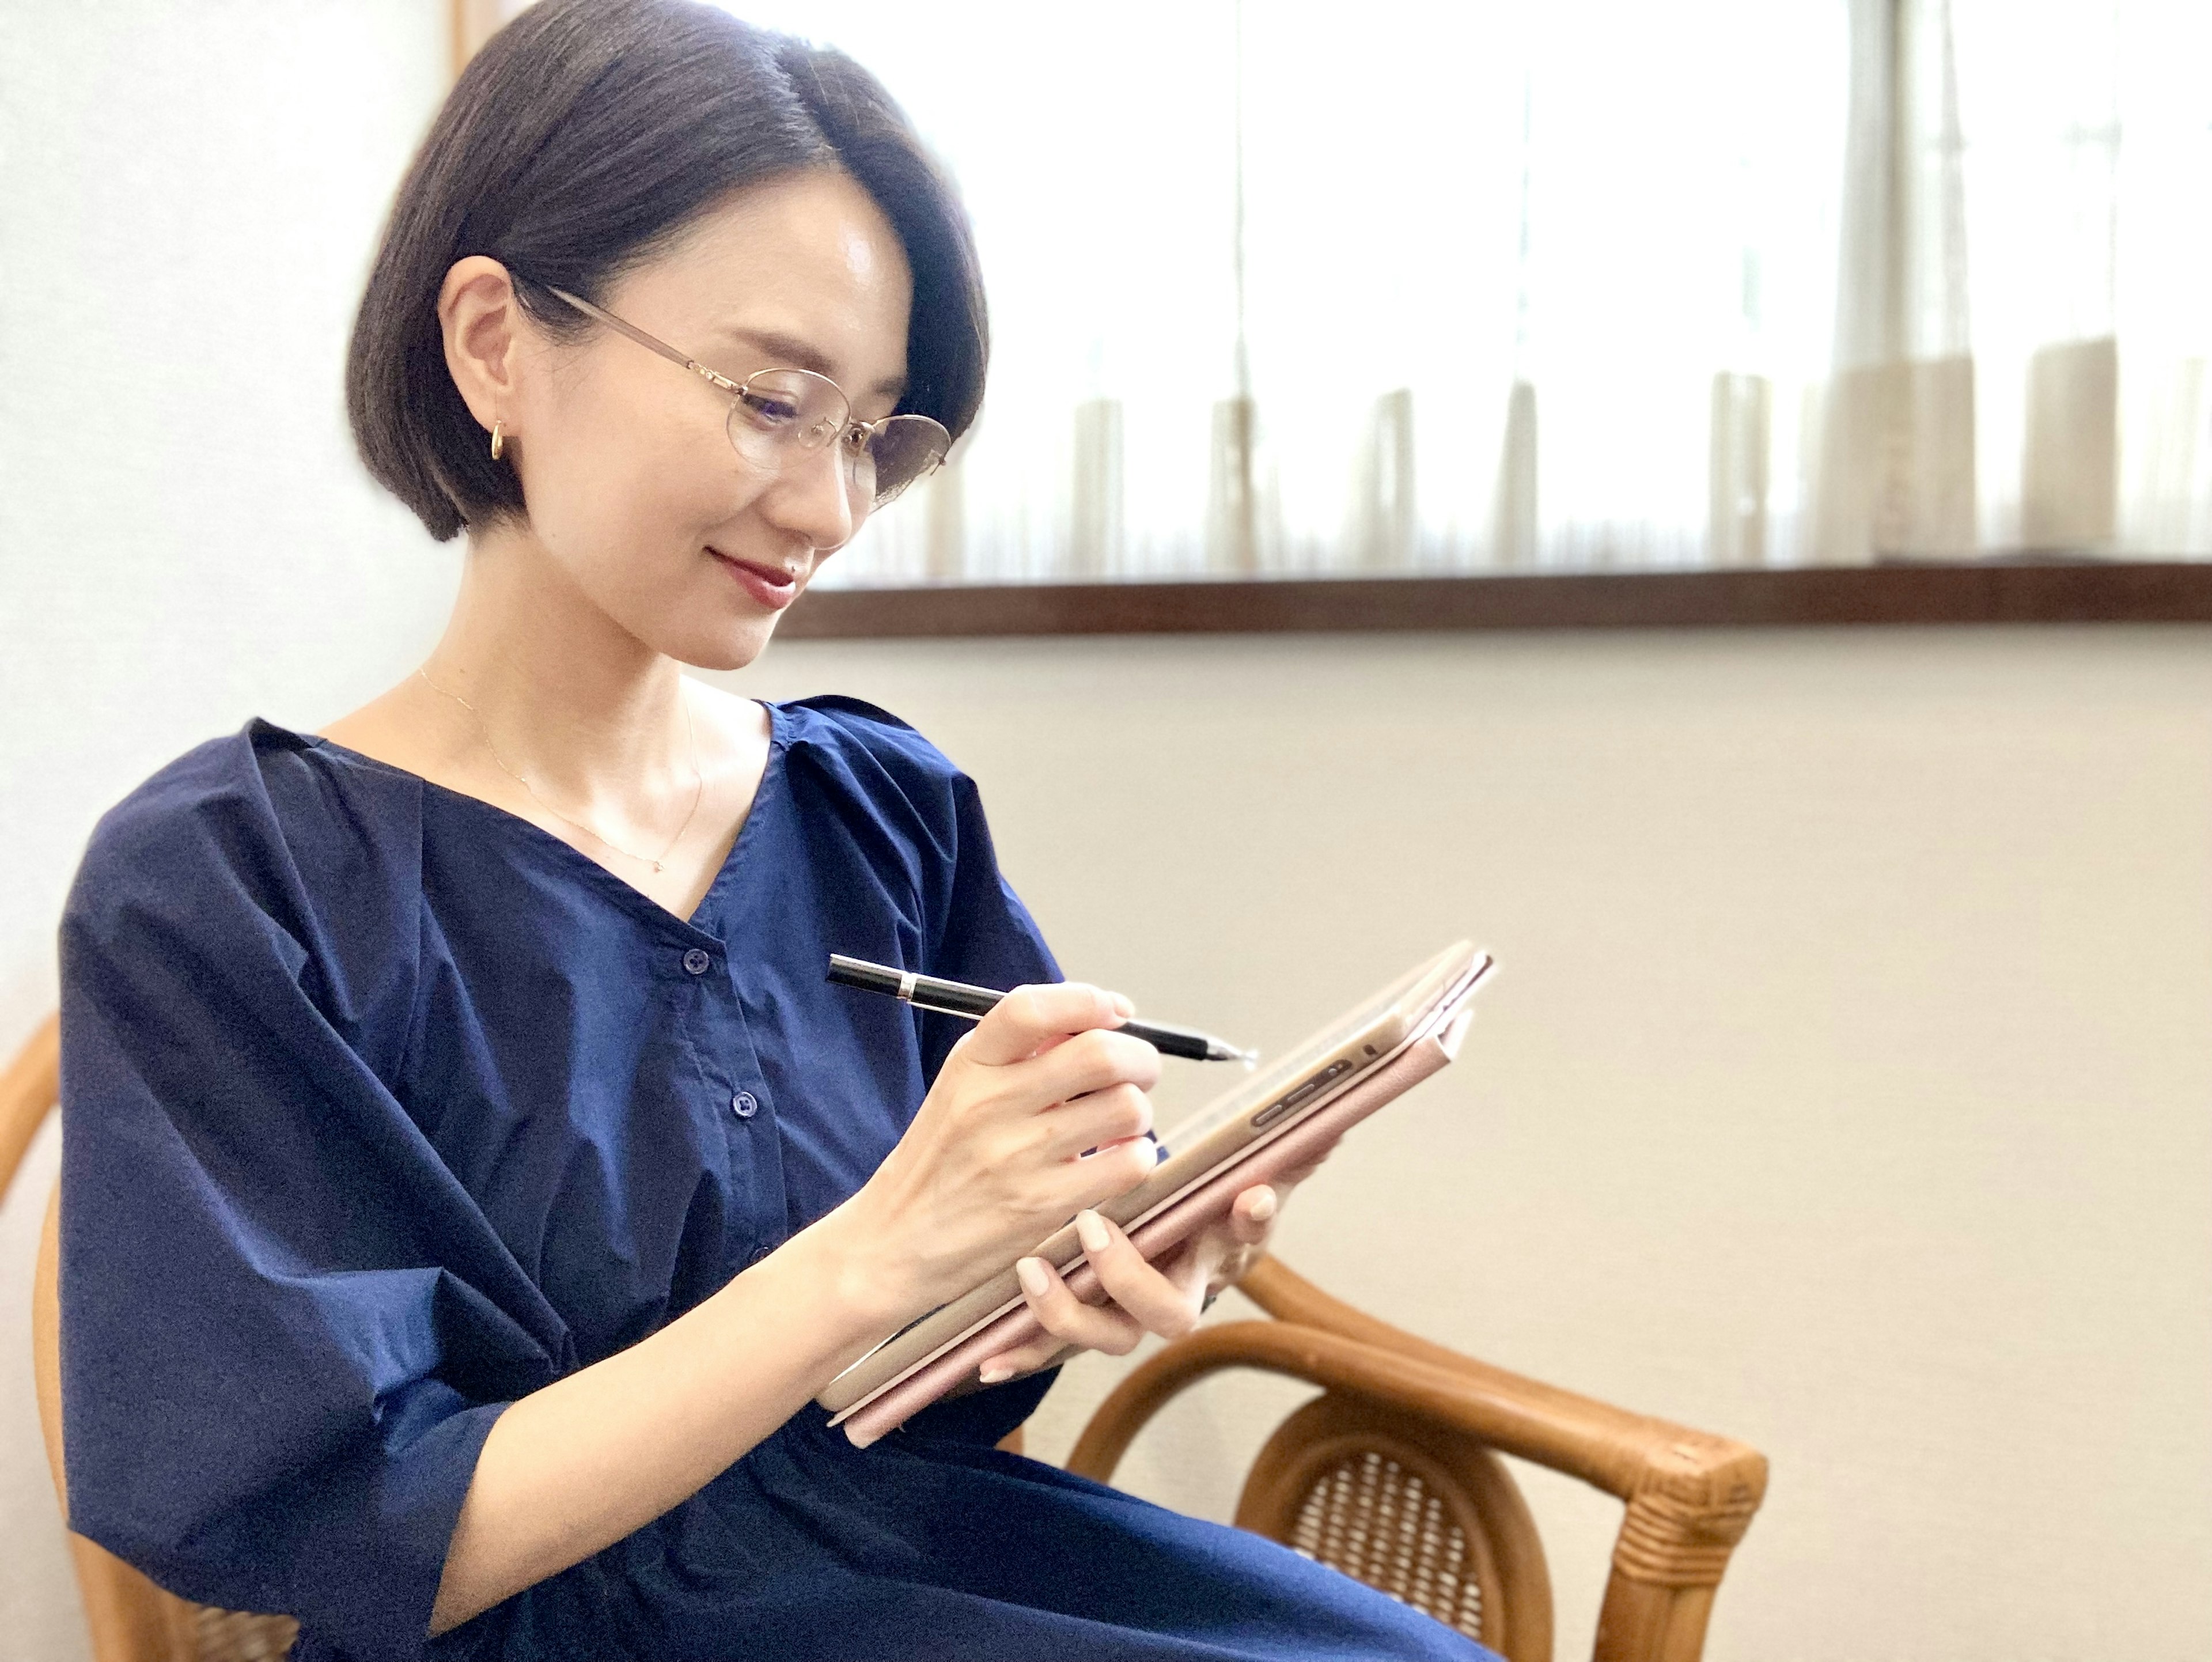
[1247,1188,1278,1223]
[978,1361,1014,1384]
[1075,1210,1109,1253]
[1015,1256,1049,1297]
[1109,993,1135,1019]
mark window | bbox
[704,2,2212,589]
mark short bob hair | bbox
[346,0,986,542]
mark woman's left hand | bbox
[972,1148,1333,1384]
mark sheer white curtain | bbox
[1235,1,1847,574]
[732,0,1241,583]
[719,0,2212,583]
[1953,0,2212,556]
[1815,0,2212,562]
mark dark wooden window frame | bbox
[781,560,2212,639]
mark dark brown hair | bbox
[346,0,987,541]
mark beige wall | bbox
[9,617,2206,1656]
[724,625,2212,1660]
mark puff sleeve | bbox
[57,741,559,1661]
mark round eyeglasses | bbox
[543,285,951,509]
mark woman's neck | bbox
[421,524,696,806]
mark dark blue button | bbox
[681,948,711,976]
[745,1243,772,1268]
[731,1091,759,1119]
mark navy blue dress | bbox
[58,698,1493,1662]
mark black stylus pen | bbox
[826,955,1254,1063]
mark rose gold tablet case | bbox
[818,941,1488,1424]
[837,970,1487,1445]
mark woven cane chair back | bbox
[182,1608,298,1661]
[1234,1390,1552,1660]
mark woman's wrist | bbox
[786,1191,933,1350]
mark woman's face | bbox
[496,168,915,670]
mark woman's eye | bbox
[738,389,803,427]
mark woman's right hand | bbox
[433,982,1154,1631]
[433,982,1150,1630]
[836,982,1162,1322]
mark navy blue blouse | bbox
[58,699,1490,1662]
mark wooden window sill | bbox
[779,560,2212,639]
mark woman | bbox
[56,3,1493,1659]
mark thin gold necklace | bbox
[415,667,705,873]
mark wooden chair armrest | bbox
[1,1011,60,1203]
[35,1182,66,1510]
[1233,1258,1765,1513]
[1067,1320,1759,1512]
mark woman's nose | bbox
[757,438,858,551]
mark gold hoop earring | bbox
[490,419,505,461]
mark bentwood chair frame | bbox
[4,1010,1766,1662]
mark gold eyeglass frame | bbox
[543,283,950,508]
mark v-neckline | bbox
[267,703,787,936]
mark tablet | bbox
[816,940,1487,1417]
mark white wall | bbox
[3,6,2209,1660]
[0,6,453,1655]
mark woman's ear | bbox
[437,255,525,441]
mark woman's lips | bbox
[710,548,800,612]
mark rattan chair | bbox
[5,1012,1766,1662]
[1061,1256,1768,1662]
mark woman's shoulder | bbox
[72,718,425,934]
[764,695,1001,887]
[775,694,957,769]
[771,694,976,800]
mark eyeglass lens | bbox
[728,370,949,508]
